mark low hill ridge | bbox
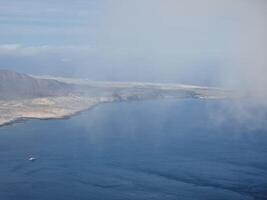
[0,70,72,99]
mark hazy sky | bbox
[0,0,266,91]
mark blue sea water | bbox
[0,99,267,200]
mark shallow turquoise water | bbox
[0,99,267,200]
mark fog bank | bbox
[0,0,266,101]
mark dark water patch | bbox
[113,166,253,198]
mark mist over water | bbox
[0,100,267,200]
[0,1,266,199]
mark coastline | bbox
[0,77,229,128]
[0,96,141,128]
[0,97,154,128]
[0,96,112,128]
[0,101,102,128]
[0,95,228,128]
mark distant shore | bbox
[0,94,228,128]
[0,73,229,128]
[0,108,90,128]
[0,97,110,128]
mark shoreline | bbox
[0,101,103,128]
[0,98,175,128]
[0,97,133,128]
[0,70,230,128]
[0,95,227,128]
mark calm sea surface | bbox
[0,99,267,200]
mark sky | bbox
[0,0,266,94]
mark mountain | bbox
[0,70,72,100]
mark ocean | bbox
[0,99,267,200]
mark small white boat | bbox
[28,157,37,161]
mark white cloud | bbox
[0,44,93,56]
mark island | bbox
[0,70,228,127]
